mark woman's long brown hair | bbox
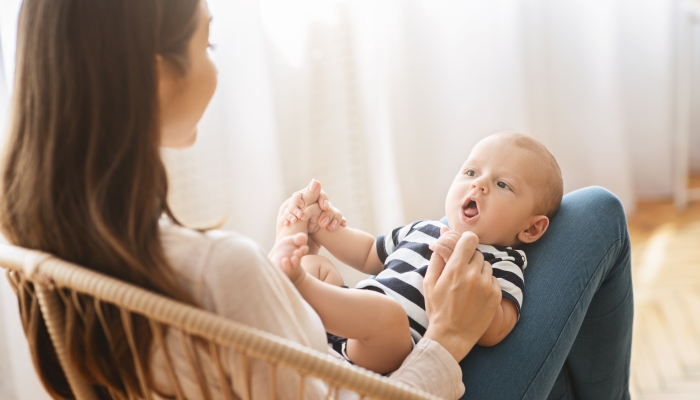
[0,0,200,398]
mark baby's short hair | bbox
[492,132,563,219]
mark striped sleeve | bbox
[375,222,423,264]
[477,245,527,317]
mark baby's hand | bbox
[280,179,347,232]
[270,232,310,287]
[429,227,465,264]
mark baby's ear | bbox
[517,215,550,244]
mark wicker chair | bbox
[0,244,438,400]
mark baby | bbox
[272,132,563,375]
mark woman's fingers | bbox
[491,276,501,297]
[318,189,330,211]
[441,232,479,278]
[424,252,447,317]
[422,231,499,361]
[480,258,492,275]
[282,180,322,220]
[298,203,322,222]
[424,251,447,295]
[300,179,322,209]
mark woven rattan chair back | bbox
[0,244,437,400]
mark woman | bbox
[0,0,632,399]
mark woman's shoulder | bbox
[160,220,262,254]
[159,222,276,306]
[160,221,273,273]
[159,221,328,350]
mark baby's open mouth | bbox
[463,200,479,218]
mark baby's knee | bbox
[301,255,345,286]
[372,293,409,333]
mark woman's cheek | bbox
[204,58,218,103]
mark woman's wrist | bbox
[422,324,478,362]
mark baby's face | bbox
[445,136,543,247]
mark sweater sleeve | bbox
[199,234,330,398]
[201,234,328,352]
[389,338,465,399]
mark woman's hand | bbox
[422,231,501,361]
[276,180,347,236]
[428,227,461,264]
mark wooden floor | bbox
[629,181,700,399]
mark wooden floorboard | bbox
[628,182,700,399]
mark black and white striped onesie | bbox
[330,220,527,360]
[358,219,526,344]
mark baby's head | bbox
[445,132,563,247]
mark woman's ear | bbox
[517,215,550,244]
[155,55,175,107]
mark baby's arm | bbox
[476,298,518,347]
[311,227,384,276]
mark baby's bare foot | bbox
[270,233,309,286]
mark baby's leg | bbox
[296,275,413,374]
[343,292,413,374]
[300,255,345,286]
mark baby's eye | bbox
[497,181,511,190]
[465,170,477,177]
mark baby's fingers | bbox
[320,204,345,231]
[435,230,461,252]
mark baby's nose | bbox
[470,180,489,194]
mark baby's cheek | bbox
[483,211,513,243]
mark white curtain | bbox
[0,0,692,398]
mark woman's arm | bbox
[389,232,501,397]
[422,232,502,360]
